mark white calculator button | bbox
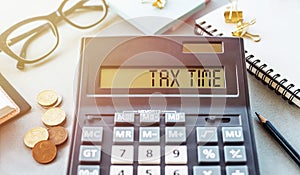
[114,112,135,126]
[79,145,101,163]
[165,127,186,144]
[165,166,188,175]
[165,112,185,125]
[224,146,247,163]
[222,127,244,143]
[197,146,220,163]
[140,112,160,126]
[196,127,218,144]
[165,146,188,164]
[138,145,161,164]
[77,165,100,175]
[81,127,103,144]
[111,145,134,164]
[110,165,133,175]
[113,127,134,144]
[139,127,160,144]
[138,166,160,175]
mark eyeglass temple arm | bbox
[8,2,101,46]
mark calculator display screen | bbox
[100,67,225,89]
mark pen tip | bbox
[255,112,267,123]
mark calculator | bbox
[67,36,260,175]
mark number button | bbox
[110,165,133,175]
[165,166,188,175]
[138,166,160,175]
[138,146,161,164]
[111,145,134,164]
[165,146,188,164]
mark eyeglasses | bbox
[0,0,108,70]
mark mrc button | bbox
[222,127,244,143]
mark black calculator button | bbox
[165,112,185,125]
[224,146,247,163]
[109,165,133,175]
[225,166,249,175]
[140,112,160,126]
[193,166,221,175]
[79,145,102,163]
[81,127,103,144]
[113,127,134,144]
[222,127,244,143]
[111,145,134,164]
[77,165,100,175]
[197,146,220,164]
[165,127,186,144]
[137,166,161,175]
[139,127,160,144]
[114,112,135,126]
[165,166,188,175]
[138,145,161,164]
[196,127,218,144]
[165,145,188,164]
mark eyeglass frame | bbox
[0,0,108,70]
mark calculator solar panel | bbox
[67,36,260,175]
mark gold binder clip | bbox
[224,0,243,23]
[232,19,261,42]
[152,0,167,9]
[141,0,167,9]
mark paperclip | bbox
[224,0,243,23]
[232,19,261,42]
[152,0,167,9]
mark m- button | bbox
[222,127,244,143]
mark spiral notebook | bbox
[194,0,300,107]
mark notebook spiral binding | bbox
[194,21,300,107]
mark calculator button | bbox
[224,146,247,163]
[165,146,188,164]
[110,165,133,175]
[193,166,221,175]
[226,166,248,175]
[81,127,103,144]
[111,145,134,164]
[197,146,220,163]
[196,127,218,144]
[137,166,160,175]
[165,112,185,125]
[139,127,160,144]
[77,165,100,175]
[222,127,244,143]
[79,145,101,163]
[114,112,135,126]
[165,127,186,144]
[138,145,161,164]
[113,127,134,144]
[165,166,188,175]
[140,112,160,126]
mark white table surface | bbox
[0,0,299,175]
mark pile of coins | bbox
[23,90,68,164]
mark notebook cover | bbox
[0,73,31,125]
[107,0,207,34]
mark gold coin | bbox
[48,126,68,146]
[24,127,49,148]
[37,90,58,107]
[42,107,66,127]
[32,140,57,164]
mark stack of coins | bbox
[23,90,68,164]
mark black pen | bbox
[255,112,300,167]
